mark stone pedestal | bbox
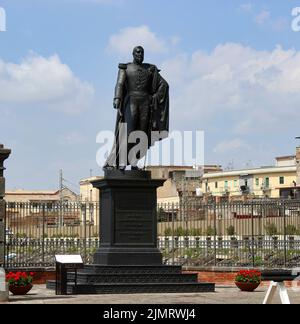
[91,170,165,266]
[47,170,216,294]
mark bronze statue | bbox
[104,46,169,171]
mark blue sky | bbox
[1,0,300,190]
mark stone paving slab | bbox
[1,285,300,304]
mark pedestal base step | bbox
[80,265,183,275]
[46,265,215,294]
[47,281,215,294]
[68,272,198,284]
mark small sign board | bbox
[55,255,83,265]
[55,255,83,295]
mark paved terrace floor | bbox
[2,285,300,304]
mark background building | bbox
[6,188,79,204]
[202,154,300,200]
[79,176,102,203]
[147,165,222,204]
[5,188,82,228]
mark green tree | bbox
[226,225,235,236]
[205,226,216,237]
[174,227,189,237]
[164,228,172,236]
[265,223,278,236]
[285,225,297,236]
[190,228,202,236]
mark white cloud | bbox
[107,25,168,56]
[161,43,300,137]
[214,138,250,154]
[170,36,181,46]
[254,10,271,25]
[240,6,287,31]
[0,54,95,114]
[59,132,87,145]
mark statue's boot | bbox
[102,164,115,172]
[131,166,142,171]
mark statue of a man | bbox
[104,46,169,171]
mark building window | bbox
[234,180,238,188]
[279,177,285,185]
[8,202,16,209]
[256,178,259,187]
[215,182,218,189]
[224,181,228,189]
[46,203,54,211]
[265,178,270,188]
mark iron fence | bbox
[157,200,300,268]
[4,202,100,267]
[2,200,300,269]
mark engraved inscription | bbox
[115,193,153,210]
[115,210,154,244]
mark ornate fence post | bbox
[0,144,11,267]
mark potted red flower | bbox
[6,272,35,295]
[235,270,261,292]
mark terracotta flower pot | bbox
[235,281,260,292]
[9,284,33,295]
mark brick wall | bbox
[32,271,56,284]
[183,269,300,288]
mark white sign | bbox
[55,255,83,264]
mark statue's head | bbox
[133,46,144,65]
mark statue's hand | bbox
[113,98,121,109]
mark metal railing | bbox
[157,200,300,268]
[4,202,100,267]
[3,200,300,269]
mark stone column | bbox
[0,144,11,301]
[0,144,11,266]
[296,147,300,186]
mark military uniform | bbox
[115,63,157,136]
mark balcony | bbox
[240,186,250,195]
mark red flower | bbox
[6,271,34,287]
[235,269,261,284]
